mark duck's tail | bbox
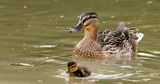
[136,32,144,43]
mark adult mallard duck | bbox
[67,61,91,77]
[69,11,143,59]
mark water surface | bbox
[0,0,160,84]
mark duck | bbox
[69,11,143,58]
[67,61,91,77]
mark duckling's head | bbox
[69,11,99,33]
[67,61,78,73]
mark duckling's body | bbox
[69,11,143,58]
[69,66,91,77]
[67,61,91,77]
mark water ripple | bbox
[150,51,160,54]
[11,62,34,67]
[54,69,134,80]
[32,45,56,48]
[138,52,157,57]
[91,73,133,79]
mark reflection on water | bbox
[0,0,160,84]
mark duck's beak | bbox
[66,70,69,73]
[69,21,83,33]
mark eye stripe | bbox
[82,16,97,23]
[70,67,77,72]
[84,18,98,27]
[69,64,76,69]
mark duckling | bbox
[67,61,91,77]
[69,11,143,58]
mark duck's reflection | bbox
[72,55,138,72]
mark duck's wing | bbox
[97,22,129,48]
[97,29,111,47]
[97,22,143,52]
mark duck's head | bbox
[67,61,78,73]
[69,11,99,33]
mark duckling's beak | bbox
[69,21,83,33]
[66,70,69,73]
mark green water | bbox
[0,0,160,84]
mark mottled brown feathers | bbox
[73,40,102,59]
